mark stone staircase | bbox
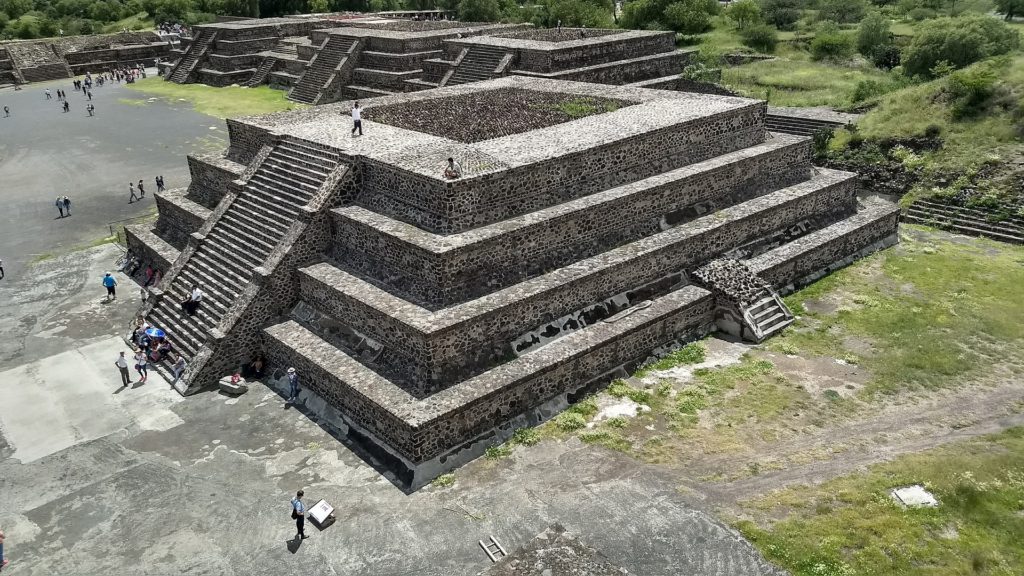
[765,107,860,137]
[742,294,794,341]
[289,34,357,104]
[245,56,277,87]
[142,137,344,392]
[168,28,217,83]
[903,198,1024,244]
[444,45,508,86]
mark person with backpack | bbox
[56,197,64,218]
[290,490,307,540]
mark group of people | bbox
[129,176,166,203]
[54,196,72,218]
[122,316,187,387]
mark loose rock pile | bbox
[692,258,773,307]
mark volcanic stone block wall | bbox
[153,192,212,249]
[535,50,693,85]
[361,104,768,233]
[186,153,245,208]
[519,33,676,73]
[332,135,813,307]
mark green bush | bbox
[946,62,1000,119]
[741,22,779,53]
[856,11,891,59]
[907,7,936,19]
[761,0,800,30]
[622,0,716,32]
[727,0,761,28]
[663,0,714,33]
[903,16,1020,77]
[811,22,855,61]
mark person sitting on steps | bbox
[180,284,203,316]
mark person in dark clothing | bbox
[62,196,71,216]
[138,179,145,198]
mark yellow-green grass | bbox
[125,77,303,119]
[100,12,154,33]
[722,58,890,107]
[849,56,1024,174]
[735,427,1024,576]
[770,228,1024,397]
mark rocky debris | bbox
[692,258,772,307]
[478,524,631,576]
[494,28,621,43]
[363,88,635,143]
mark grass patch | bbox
[125,78,302,119]
[484,444,513,460]
[550,97,620,118]
[637,341,707,376]
[722,58,893,107]
[735,427,1024,576]
[511,427,541,446]
[430,473,455,488]
[773,230,1024,396]
[578,429,632,452]
[118,98,148,107]
[855,55,1024,175]
[101,12,154,33]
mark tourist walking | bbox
[56,197,65,218]
[3,106,8,117]
[45,88,51,99]
[286,367,300,404]
[129,182,140,203]
[115,351,131,387]
[290,490,308,540]
[134,347,148,382]
[138,179,145,198]
[62,101,70,113]
[170,354,187,387]
[156,175,165,192]
[0,258,4,280]
[62,196,71,216]
[103,272,117,301]
[351,101,362,136]
[87,104,95,116]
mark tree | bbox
[856,11,891,59]
[0,0,33,19]
[307,0,328,10]
[761,0,799,30]
[741,22,778,52]
[458,0,500,20]
[819,0,867,23]
[727,0,761,28]
[995,0,1024,19]
[902,16,1020,77]
[548,0,614,27]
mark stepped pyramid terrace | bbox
[125,77,899,488]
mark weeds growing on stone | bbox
[636,342,708,376]
[431,473,455,488]
[484,444,513,460]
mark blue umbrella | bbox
[145,328,166,339]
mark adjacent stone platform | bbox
[132,76,899,489]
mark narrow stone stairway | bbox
[445,45,508,86]
[144,137,341,390]
[289,35,356,104]
[903,198,1024,244]
[245,56,277,87]
[168,29,216,83]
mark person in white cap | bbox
[286,367,300,404]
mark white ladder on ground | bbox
[479,535,508,562]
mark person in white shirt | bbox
[114,351,130,387]
[181,284,203,316]
[351,101,362,136]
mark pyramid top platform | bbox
[241,76,762,179]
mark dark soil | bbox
[363,88,635,143]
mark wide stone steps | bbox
[447,47,506,86]
[903,198,1024,243]
[764,115,845,137]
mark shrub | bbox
[811,23,855,61]
[761,0,800,30]
[871,44,901,69]
[741,23,779,53]
[902,16,1020,77]
[946,62,1000,119]
[852,78,888,101]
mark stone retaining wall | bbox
[333,136,812,307]
[186,154,245,209]
[154,191,212,249]
[361,103,767,233]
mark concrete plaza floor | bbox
[0,245,785,576]
[0,73,223,281]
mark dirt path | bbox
[684,378,1024,511]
